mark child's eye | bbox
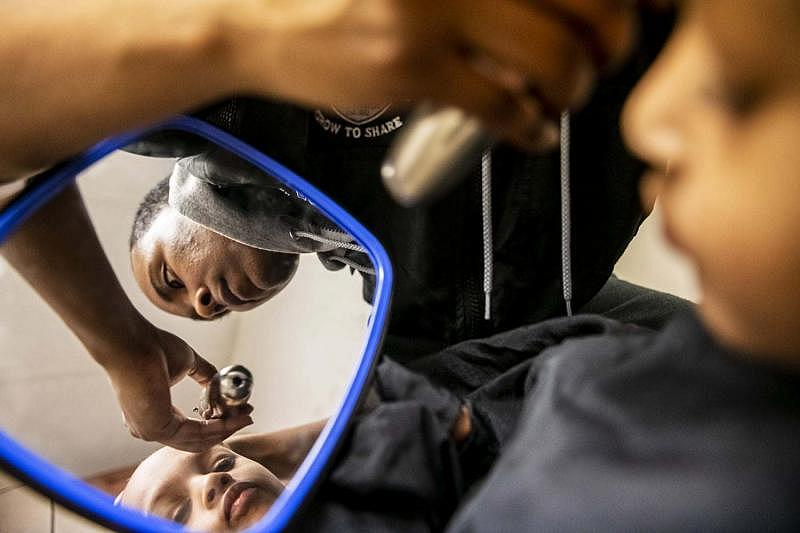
[172,499,191,524]
[213,455,235,472]
[162,263,185,289]
[701,79,762,117]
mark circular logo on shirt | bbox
[331,104,392,125]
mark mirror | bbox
[0,120,391,532]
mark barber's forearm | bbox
[0,0,243,177]
[1,184,155,366]
[228,419,327,479]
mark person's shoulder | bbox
[492,313,648,352]
[528,314,656,375]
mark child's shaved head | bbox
[118,444,283,531]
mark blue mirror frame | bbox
[0,115,393,532]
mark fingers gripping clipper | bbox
[196,365,253,420]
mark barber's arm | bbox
[0,0,241,178]
[0,184,252,452]
[227,419,328,481]
[1,0,642,178]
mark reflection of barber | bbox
[129,153,376,320]
[0,1,647,450]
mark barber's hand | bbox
[234,0,640,150]
[107,327,253,452]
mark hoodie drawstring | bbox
[560,111,573,317]
[480,112,572,321]
[325,255,376,275]
[292,227,376,275]
[481,149,494,321]
[293,228,367,253]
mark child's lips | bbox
[231,487,257,524]
[224,483,260,526]
[638,167,670,210]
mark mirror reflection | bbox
[0,133,377,531]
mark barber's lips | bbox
[224,482,260,526]
[264,255,298,285]
[218,278,265,309]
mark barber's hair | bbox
[129,177,170,250]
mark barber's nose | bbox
[202,472,233,510]
[193,286,225,319]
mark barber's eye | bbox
[163,264,185,289]
[213,456,235,472]
[172,499,191,524]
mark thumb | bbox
[186,353,218,385]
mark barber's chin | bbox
[265,255,300,284]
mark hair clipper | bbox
[381,102,492,206]
[196,364,253,420]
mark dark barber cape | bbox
[184,8,677,359]
[291,314,800,532]
[289,356,524,533]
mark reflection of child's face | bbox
[623,1,800,360]
[119,444,284,532]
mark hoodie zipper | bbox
[462,170,488,340]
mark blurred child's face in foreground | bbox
[623,0,800,360]
[119,445,283,532]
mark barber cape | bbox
[290,313,800,532]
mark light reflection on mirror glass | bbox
[0,134,376,531]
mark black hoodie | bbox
[164,8,675,359]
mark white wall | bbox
[231,255,371,432]
[614,204,700,302]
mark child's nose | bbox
[621,47,686,170]
[623,90,683,169]
[203,472,232,509]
